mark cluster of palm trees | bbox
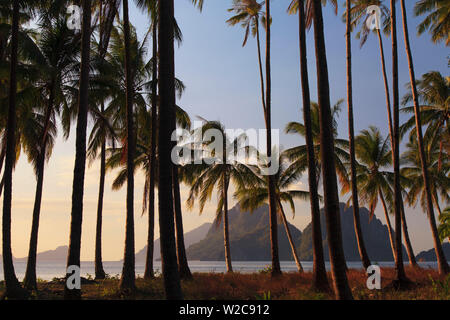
[0,0,448,300]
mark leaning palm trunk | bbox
[158,0,183,300]
[65,0,91,300]
[173,166,192,279]
[400,201,418,267]
[346,0,371,270]
[2,0,25,299]
[297,1,329,291]
[255,22,266,111]
[379,188,397,261]
[144,23,158,280]
[265,0,282,277]
[399,0,449,275]
[312,0,353,300]
[119,0,136,293]
[94,138,107,279]
[390,0,408,285]
[277,198,303,272]
[222,175,233,273]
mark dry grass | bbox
[1,267,449,300]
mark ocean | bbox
[0,261,442,281]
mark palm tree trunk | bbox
[400,201,418,267]
[65,0,91,300]
[311,0,353,300]
[379,188,397,261]
[144,23,158,280]
[158,0,183,300]
[399,0,449,275]
[119,0,136,293]
[390,0,409,285]
[173,166,192,279]
[297,2,329,291]
[94,136,106,280]
[277,197,303,272]
[265,0,282,278]
[222,175,233,273]
[2,0,24,300]
[346,0,371,270]
[255,21,266,111]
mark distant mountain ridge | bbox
[298,203,408,261]
[416,243,450,261]
[186,204,302,261]
[186,203,408,262]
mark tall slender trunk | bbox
[265,0,281,278]
[277,197,303,272]
[23,86,55,290]
[173,166,192,279]
[312,0,353,300]
[390,0,408,284]
[94,135,106,280]
[65,0,91,300]
[379,188,397,261]
[119,0,136,293]
[222,174,233,273]
[255,22,266,111]
[158,0,183,300]
[346,0,371,270]
[399,0,449,275]
[400,201,418,267]
[298,2,329,291]
[377,26,416,269]
[144,23,158,280]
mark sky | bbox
[0,1,448,261]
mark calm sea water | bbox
[0,261,442,281]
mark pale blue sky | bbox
[2,1,448,261]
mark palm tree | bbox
[264,0,282,277]
[310,0,353,300]
[91,0,121,281]
[158,0,183,300]
[389,0,409,286]
[227,0,266,113]
[234,152,310,272]
[399,0,449,275]
[345,0,371,270]
[402,134,449,241]
[285,100,350,187]
[348,0,418,269]
[183,120,259,272]
[354,127,397,260]
[414,0,450,45]
[65,0,92,300]
[287,0,329,291]
[22,17,80,291]
[2,0,29,299]
[118,0,137,294]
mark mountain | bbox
[135,222,212,262]
[416,243,450,262]
[16,246,68,263]
[186,204,302,261]
[298,203,407,261]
